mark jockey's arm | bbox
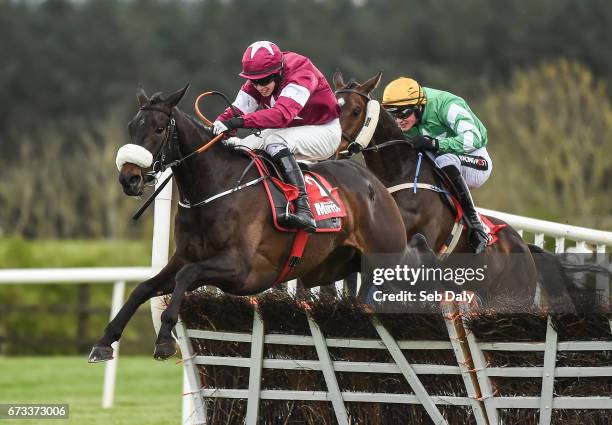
[215,84,260,122]
[437,102,485,154]
[437,129,483,154]
[242,71,316,129]
[242,97,303,129]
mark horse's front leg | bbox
[153,257,245,360]
[88,255,184,363]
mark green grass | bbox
[0,238,151,268]
[0,356,182,425]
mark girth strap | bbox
[274,230,310,285]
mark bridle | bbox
[138,104,224,187]
[138,106,184,183]
[334,87,372,151]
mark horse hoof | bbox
[88,345,114,363]
[153,342,177,361]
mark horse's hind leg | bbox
[88,255,183,363]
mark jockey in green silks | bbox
[382,77,491,253]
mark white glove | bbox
[212,120,229,135]
[222,136,241,148]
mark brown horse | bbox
[333,71,543,307]
[89,84,418,362]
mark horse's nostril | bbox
[128,175,142,186]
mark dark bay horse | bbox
[333,71,542,306]
[89,84,415,362]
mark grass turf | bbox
[0,356,182,425]
[0,238,150,268]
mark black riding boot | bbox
[442,165,489,254]
[272,149,317,233]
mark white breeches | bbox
[229,118,341,161]
[434,147,493,189]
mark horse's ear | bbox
[361,72,383,95]
[137,84,149,107]
[165,83,190,108]
[333,69,345,89]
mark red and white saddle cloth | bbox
[248,153,347,233]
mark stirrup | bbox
[468,228,489,253]
[281,202,316,232]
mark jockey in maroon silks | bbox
[213,41,341,232]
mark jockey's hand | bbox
[410,135,439,151]
[213,117,244,136]
[222,136,241,148]
[212,120,229,135]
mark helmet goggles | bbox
[250,73,278,87]
[385,105,418,119]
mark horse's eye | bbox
[155,127,165,134]
[352,106,362,116]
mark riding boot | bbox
[272,148,317,233]
[442,165,489,254]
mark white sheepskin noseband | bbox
[353,99,380,149]
[115,144,154,171]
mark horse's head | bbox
[116,84,189,196]
[333,70,382,157]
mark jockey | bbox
[213,41,341,233]
[381,77,491,253]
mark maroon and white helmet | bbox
[239,41,283,79]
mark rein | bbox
[178,149,270,209]
[361,138,411,152]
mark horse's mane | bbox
[182,111,214,138]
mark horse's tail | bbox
[527,244,610,309]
